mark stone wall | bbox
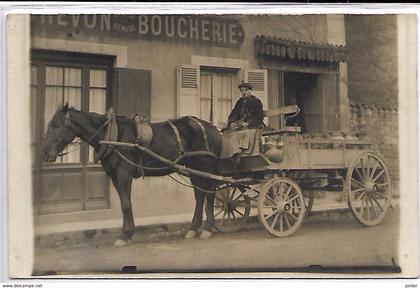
[349,102,399,193]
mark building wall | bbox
[31,14,346,234]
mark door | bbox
[31,50,114,215]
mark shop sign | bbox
[31,15,245,48]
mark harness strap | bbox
[167,120,184,162]
[188,116,210,151]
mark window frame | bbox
[199,68,237,129]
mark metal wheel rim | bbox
[347,151,392,226]
[258,177,306,237]
[214,186,251,233]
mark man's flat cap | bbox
[238,82,253,90]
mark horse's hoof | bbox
[184,230,197,239]
[199,230,213,240]
[114,238,132,247]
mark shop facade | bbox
[30,14,348,234]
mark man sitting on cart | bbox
[221,82,264,159]
[227,82,264,130]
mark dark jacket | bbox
[227,95,264,128]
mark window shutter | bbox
[177,65,200,117]
[244,68,268,111]
[113,68,151,119]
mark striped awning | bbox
[255,35,346,63]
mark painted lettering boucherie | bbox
[31,15,245,48]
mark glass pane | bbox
[89,88,106,113]
[214,74,233,127]
[200,99,211,122]
[64,68,82,87]
[46,66,63,86]
[64,87,82,110]
[90,69,106,88]
[44,87,62,129]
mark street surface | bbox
[33,207,399,276]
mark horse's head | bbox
[42,103,78,162]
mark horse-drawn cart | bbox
[101,105,392,238]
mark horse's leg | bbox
[201,191,216,239]
[184,176,206,239]
[111,171,135,246]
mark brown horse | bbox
[41,103,222,246]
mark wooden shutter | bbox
[244,68,268,110]
[177,65,200,117]
[320,73,340,132]
[114,68,151,118]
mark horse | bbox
[41,103,222,246]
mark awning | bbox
[255,35,346,63]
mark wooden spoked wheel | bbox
[214,185,251,233]
[258,177,306,237]
[288,171,314,213]
[347,151,392,226]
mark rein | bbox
[57,115,112,157]
[113,147,232,195]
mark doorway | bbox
[284,72,320,133]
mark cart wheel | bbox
[214,186,251,233]
[347,151,392,226]
[258,177,306,237]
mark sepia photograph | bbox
[4,7,419,280]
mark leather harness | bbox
[97,112,215,177]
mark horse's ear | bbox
[62,102,69,113]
